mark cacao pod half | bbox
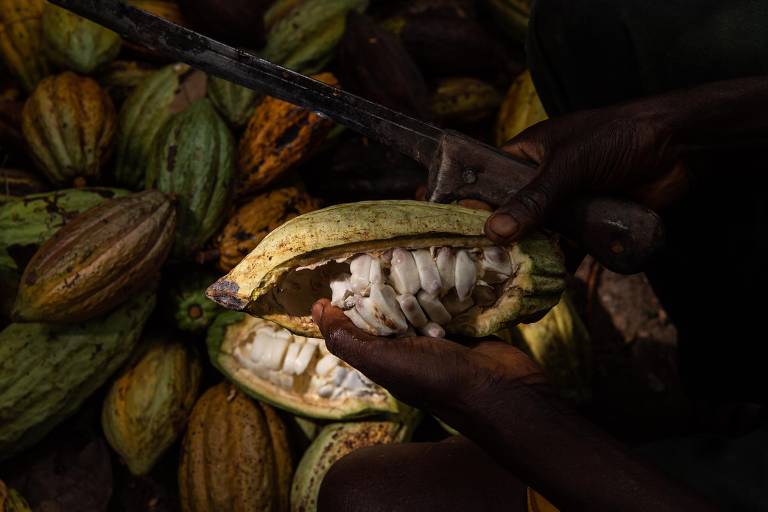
[291,421,409,512]
[12,190,175,323]
[495,69,547,146]
[217,186,322,272]
[178,383,293,512]
[207,313,398,420]
[431,77,502,124]
[0,292,156,459]
[147,99,235,258]
[237,74,336,198]
[22,72,117,187]
[208,201,565,338]
[0,0,49,93]
[41,3,122,74]
[261,0,369,74]
[165,268,223,333]
[102,338,202,476]
[207,76,262,129]
[0,481,31,512]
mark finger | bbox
[500,123,547,165]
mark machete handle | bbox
[427,131,665,274]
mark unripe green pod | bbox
[207,76,262,128]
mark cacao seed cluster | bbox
[0,2,595,512]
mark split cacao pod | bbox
[41,3,122,74]
[22,72,117,187]
[0,481,31,512]
[179,0,271,47]
[0,0,49,93]
[0,292,156,459]
[178,383,293,512]
[262,0,369,74]
[217,186,322,272]
[495,69,547,146]
[166,269,223,333]
[147,99,235,258]
[102,338,202,476]
[207,77,262,128]
[12,190,175,323]
[237,73,336,198]
[432,77,502,124]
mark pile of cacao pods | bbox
[0,1,593,510]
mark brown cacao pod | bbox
[12,190,176,323]
[217,186,322,272]
[179,383,293,512]
[102,338,202,476]
[22,72,117,187]
[237,73,336,198]
[0,0,50,93]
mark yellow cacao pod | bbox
[0,0,49,93]
[495,70,547,147]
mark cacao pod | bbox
[178,383,293,512]
[102,338,202,476]
[431,77,502,124]
[147,99,235,258]
[0,187,128,272]
[336,13,431,119]
[0,481,31,512]
[217,186,322,272]
[41,3,122,74]
[98,60,161,105]
[237,73,336,198]
[0,169,48,200]
[12,190,175,323]
[495,69,547,146]
[480,0,530,42]
[0,0,49,92]
[264,0,305,32]
[22,72,117,187]
[207,313,398,420]
[207,76,262,128]
[179,0,270,47]
[0,292,156,459]
[261,0,369,74]
[115,64,195,189]
[208,201,565,338]
[291,421,409,512]
[166,269,223,332]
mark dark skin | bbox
[314,76,768,511]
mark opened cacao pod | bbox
[0,0,49,92]
[22,72,117,187]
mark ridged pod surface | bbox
[217,186,322,272]
[147,99,235,258]
[207,77,262,128]
[115,64,191,189]
[98,60,161,105]
[0,292,156,460]
[22,72,117,186]
[432,77,502,124]
[178,383,293,512]
[237,74,336,198]
[208,201,565,338]
[12,190,176,323]
[102,339,202,476]
[0,0,49,93]
[495,70,547,146]
[262,0,369,74]
[0,481,31,512]
[291,421,409,512]
[41,3,122,74]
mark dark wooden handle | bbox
[427,131,665,274]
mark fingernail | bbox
[488,213,519,239]
[311,302,325,323]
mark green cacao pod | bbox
[166,269,223,333]
[41,3,122,74]
[0,481,31,512]
[0,187,128,272]
[208,201,565,339]
[0,169,48,201]
[0,0,49,93]
[12,190,176,323]
[102,338,202,476]
[262,0,369,74]
[147,99,235,258]
[207,313,398,420]
[98,60,161,105]
[115,63,194,189]
[264,0,305,32]
[291,421,409,512]
[432,77,502,124]
[178,382,293,512]
[495,69,547,146]
[207,76,262,128]
[22,72,117,187]
[0,291,156,460]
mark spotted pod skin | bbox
[22,72,117,187]
[178,383,293,512]
[12,190,176,323]
[0,0,49,93]
[0,292,156,460]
